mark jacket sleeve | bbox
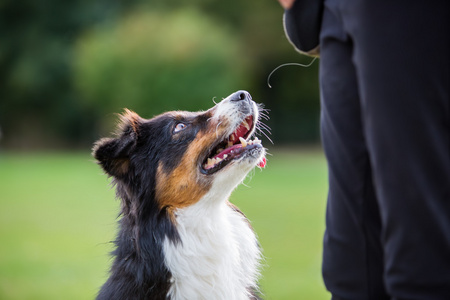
[283,0,323,56]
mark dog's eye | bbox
[174,123,188,133]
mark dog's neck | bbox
[163,187,261,300]
[110,164,261,299]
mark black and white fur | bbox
[93,91,266,300]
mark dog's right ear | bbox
[92,109,142,178]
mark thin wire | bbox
[267,57,318,88]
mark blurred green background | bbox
[0,0,320,148]
[0,150,330,299]
[0,0,330,299]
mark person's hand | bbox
[278,0,296,9]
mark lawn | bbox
[0,148,330,300]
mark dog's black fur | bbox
[94,111,211,299]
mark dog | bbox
[93,90,267,300]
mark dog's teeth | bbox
[244,138,261,146]
[206,158,214,166]
[223,154,228,159]
[239,137,247,147]
[216,148,224,154]
[227,140,233,147]
[243,120,251,131]
[230,134,235,142]
[204,157,223,169]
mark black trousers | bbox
[319,0,450,299]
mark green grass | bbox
[0,148,330,300]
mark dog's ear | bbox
[92,109,142,178]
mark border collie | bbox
[93,90,267,300]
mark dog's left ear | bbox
[92,109,142,178]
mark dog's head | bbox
[93,90,266,216]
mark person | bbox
[278,0,450,299]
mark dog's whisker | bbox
[258,106,270,113]
[258,128,274,144]
[259,114,270,121]
[264,148,273,156]
[256,125,272,137]
[257,122,272,132]
[241,180,251,188]
[215,121,223,139]
[258,108,268,115]
[257,109,270,121]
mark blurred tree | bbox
[0,0,321,149]
[0,0,122,148]
[74,8,250,133]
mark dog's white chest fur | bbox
[163,186,261,300]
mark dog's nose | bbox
[230,90,252,102]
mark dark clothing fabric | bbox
[285,0,450,299]
[284,0,323,54]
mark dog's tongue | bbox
[258,157,266,168]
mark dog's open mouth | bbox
[201,115,265,174]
